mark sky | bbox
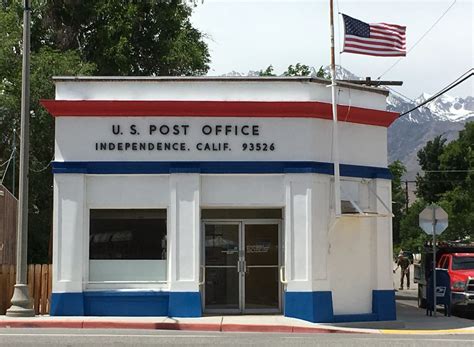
[191,0,473,100]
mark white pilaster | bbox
[169,174,201,292]
[373,179,393,289]
[311,175,332,291]
[284,174,331,292]
[52,174,85,293]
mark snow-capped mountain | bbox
[322,65,361,81]
[387,92,472,179]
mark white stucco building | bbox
[41,76,398,322]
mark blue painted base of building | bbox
[285,291,334,323]
[50,291,202,317]
[284,290,396,323]
[51,289,396,323]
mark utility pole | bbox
[405,180,409,213]
[6,0,34,317]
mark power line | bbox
[386,86,416,103]
[377,0,457,79]
[423,170,474,173]
[399,69,473,117]
[0,149,15,184]
[30,156,54,173]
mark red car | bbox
[438,253,474,307]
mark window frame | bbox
[85,207,170,289]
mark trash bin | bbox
[426,268,451,316]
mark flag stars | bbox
[343,14,371,38]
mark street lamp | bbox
[6,0,35,317]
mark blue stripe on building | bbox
[50,290,396,322]
[52,161,392,179]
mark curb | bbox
[1,319,473,335]
[0,319,364,334]
[381,328,474,335]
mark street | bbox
[0,328,474,346]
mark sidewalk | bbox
[1,301,473,335]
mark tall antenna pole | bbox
[329,0,341,216]
[7,0,35,317]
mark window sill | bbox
[86,281,168,291]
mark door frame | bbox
[201,219,283,314]
[200,221,242,314]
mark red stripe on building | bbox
[40,100,399,127]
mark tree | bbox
[399,199,428,252]
[437,122,474,241]
[0,45,96,263]
[38,0,210,76]
[389,160,407,245]
[259,63,329,78]
[415,135,449,203]
[1,0,210,262]
[258,65,275,76]
[399,122,474,247]
[283,63,311,77]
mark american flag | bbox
[342,14,406,57]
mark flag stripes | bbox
[342,14,406,57]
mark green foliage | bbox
[37,0,210,76]
[258,64,329,78]
[415,135,449,203]
[437,122,474,241]
[259,65,276,76]
[400,122,474,248]
[315,66,330,79]
[0,0,209,263]
[399,200,428,252]
[283,63,311,77]
[388,160,407,245]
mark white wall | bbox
[372,179,394,290]
[201,175,284,207]
[86,175,169,208]
[53,171,393,318]
[53,174,86,293]
[327,178,393,315]
[55,117,388,168]
[55,79,388,111]
[169,174,201,292]
[284,174,331,293]
[328,218,374,314]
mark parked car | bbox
[414,242,474,309]
[438,253,474,307]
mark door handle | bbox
[279,265,288,284]
[198,265,205,286]
[237,260,247,274]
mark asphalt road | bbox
[0,328,474,346]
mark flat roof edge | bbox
[52,76,389,95]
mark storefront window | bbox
[89,209,167,282]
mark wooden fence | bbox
[0,184,18,265]
[0,264,52,315]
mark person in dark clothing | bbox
[394,251,410,290]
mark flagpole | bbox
[329,0,341,216]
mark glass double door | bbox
[203,221,281,314]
